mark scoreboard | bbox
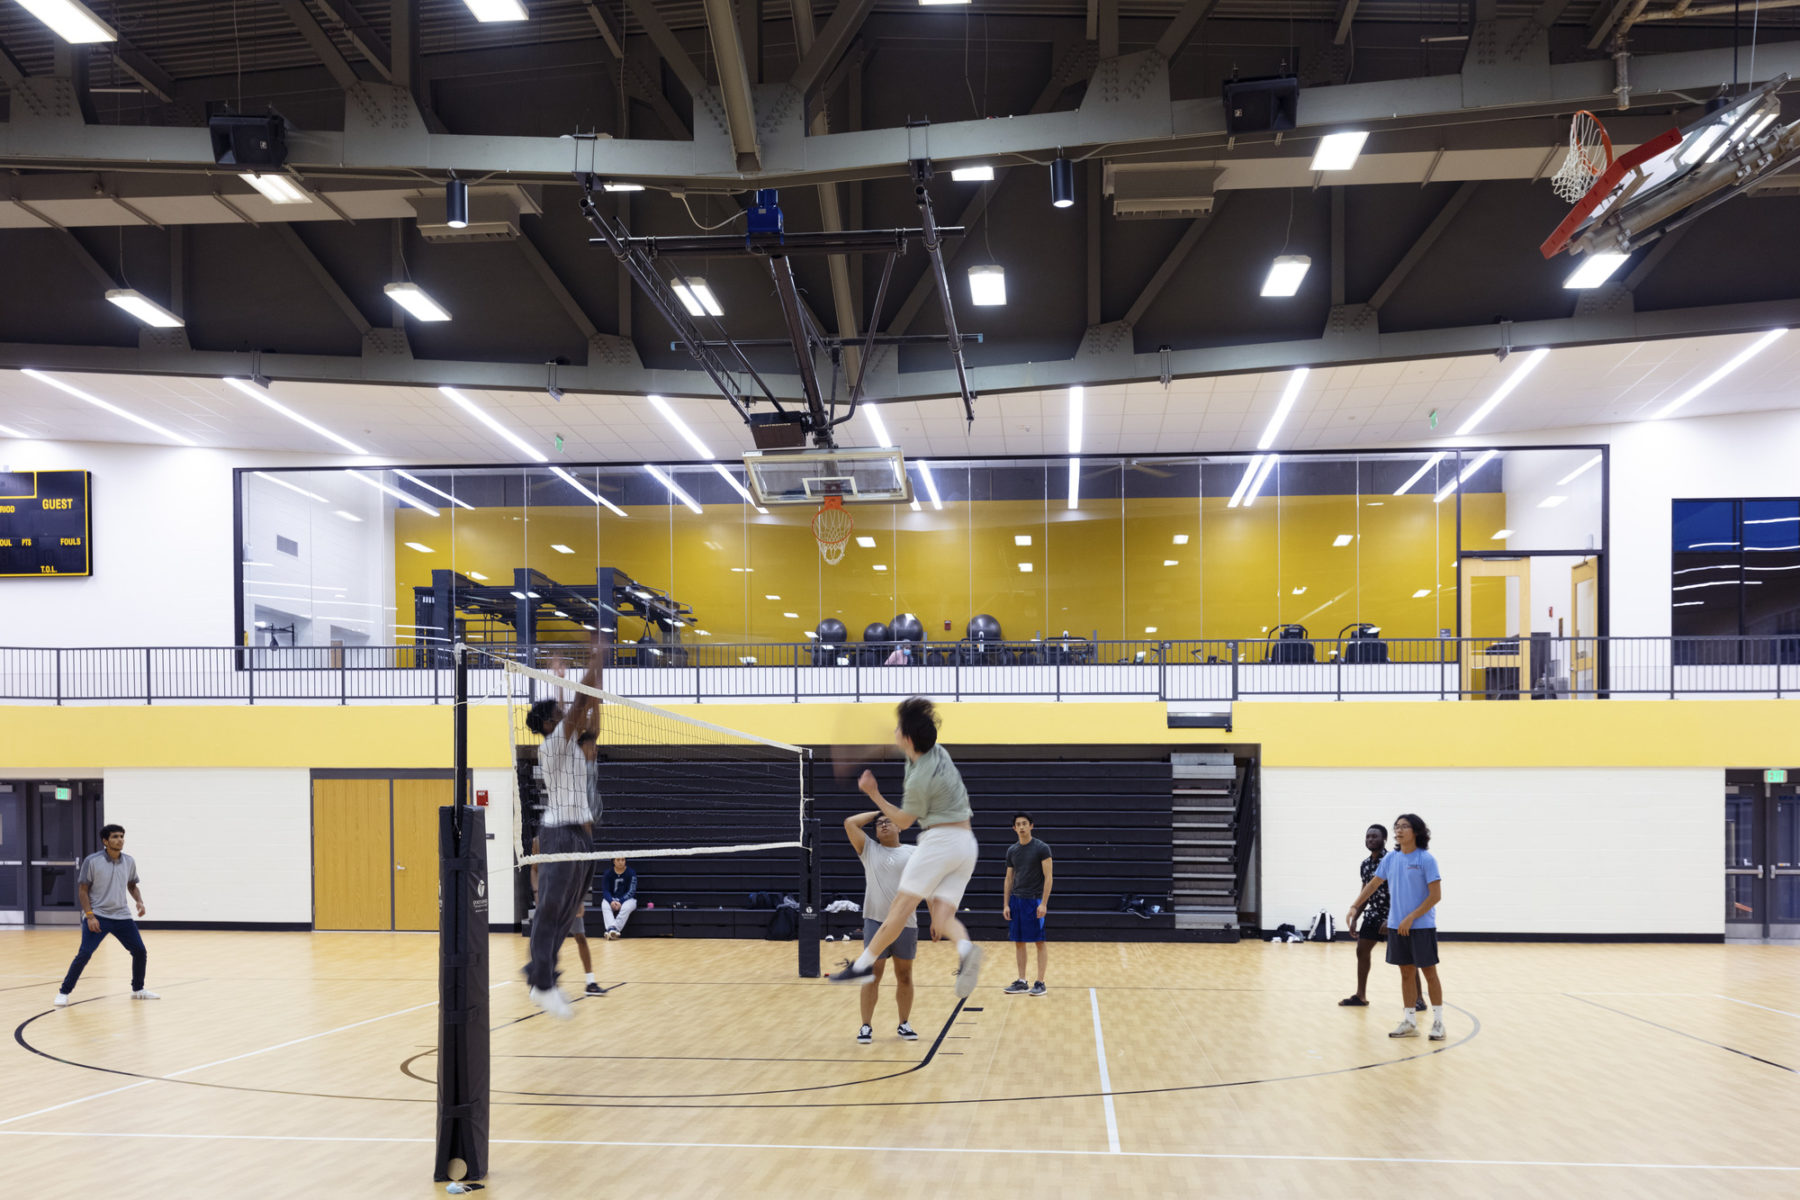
[0,471,92,577]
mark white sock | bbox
[1401,1008,1416,1024]
[584,972,596,985]
[1432,1005,1443,1022]
[956,939,973,957]
[853,950,875,971]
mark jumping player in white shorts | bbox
[828,697,983,997]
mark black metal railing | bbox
[0,635,1795,705]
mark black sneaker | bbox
[896,1022,918,1041]
[827,960,875,986]
[856,1024,873,1044]
[585,982,603,995]
[1029,981,1047,997]
[1003,979,1030,995]
[1414,996,1428,1013]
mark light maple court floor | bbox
[1,930,1796,1199]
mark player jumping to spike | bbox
[828,697,983,998]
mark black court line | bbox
[399,996,972,1100]
[1565,995,1800,1075]
[497,1054,919,1064]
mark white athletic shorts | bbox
[896,825,978,906]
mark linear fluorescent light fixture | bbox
[1310,130,1369,171]
[550,466,627,517]
[1393,452,1444,496]
[22,368,195,445]
[1556,454,1603,486]
[462,0,529,21]
[1653,329,1787,419]
[645,464,702,514]
[1494,528,1515,539]
[438,386,547,461]
[550,543,574,554]
[1433,449,1497,504]
[104,289,183,328]
[223,377,367,454]
[0,421,28,437]
[1412,588,1432,599]
[968,264,1007,306]
[671,279,723,317]
[950,165,995,181]
[915,461,943,510]
[602,181,645,192]
[1242,455,1279,507]
[714,464,768,513]
[1538,495,1568,508]
[404,542,434,553]
[1227,455,1266,508]
[252,471,327,502]
[384,282,451,322]
[1261,255,1310,298]
[1333,534,1354,547]
[648,394,713,458]
[1563,252,1627,290]
[350,470,441,517]
[240,173,311,205]
[393,470,473,510]
[1066,384,1083,509]
[334,510,361,522]
[865,405,893,449]
[1257,367,1309,449]
[1457,347,1549,435]
[17,0,117,43]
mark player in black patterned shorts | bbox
[1340,823,1425,1012]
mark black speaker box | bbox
[209,114,287,168]
[1222,76,1299,136]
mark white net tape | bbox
[502,657,807,867]
[1552,111,1612,204]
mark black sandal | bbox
[1338,996,1369,1006]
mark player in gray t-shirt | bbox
[56,823,158,1005]
[844,811,920,1045]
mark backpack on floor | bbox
[1307,909,1338,942]
[765,899,801,940]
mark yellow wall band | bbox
[0,699,1789,771]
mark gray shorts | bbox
[863,918,918,961]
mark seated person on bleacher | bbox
[601,856,638,940]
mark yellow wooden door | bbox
[392,780,453,931]
[1570,557,1599,696]
[1459,558,1531,699]
[312,779,392,930]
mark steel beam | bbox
[1367,181,1477,311]
[279,0,364,92]
[583,1,626,58]
[1122,203,1223,328]
[701,0,763,170]
[1155,0,1220,63]
[1533,0,1575,24]
[110,42,176,104]
[624,0,708,98]
[518,231,600,341]
[272,224,375,337]
[1333,0,1361,46]
[620,228,952,256]
[315,0,394,80]
[791,0,876,96]
[767,254,829,431]
[0,38,23,87]
[53,230,120,290]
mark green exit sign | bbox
[55,786,71,800]
[1768,769,1789,784]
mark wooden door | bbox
[1459,558,1530,699]
[392,780,452,931]
[312,780,392,930]
[1570,557,1599,696]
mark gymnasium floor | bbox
[2,931,1796,1198]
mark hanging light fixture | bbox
[1049,156,1075,208]
[967,264,1007,306]
[445,178,469,229]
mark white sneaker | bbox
[856,1024,873,1045]
[528,986,574,1020]
[1388,1019,1419,1038]
[53,993,70,1007]
[131,989,160,1000]
[1429,1018,1446,1041]
[954,944,984,999]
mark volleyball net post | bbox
[435,643,490,1183]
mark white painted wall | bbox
[1260,766,1721,935]
[101,767,313,924]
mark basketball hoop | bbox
[812,494,853,565]
[1551,110,1615,204]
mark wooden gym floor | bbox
[2,931,1796,1198]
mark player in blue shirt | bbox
[1346,813,1444,1041]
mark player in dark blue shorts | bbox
[1001,813,1053,997]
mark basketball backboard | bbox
[742,447,913,506]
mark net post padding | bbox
[502,656,808,868]
[1552,110,1614,204]
[812,494,853,565]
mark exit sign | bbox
[1767,769,1788,784]
[55,786,71,800]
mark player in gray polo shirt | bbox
[55,823,158,1006]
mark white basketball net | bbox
[813,499,853,565]
[1552,111,1613,204]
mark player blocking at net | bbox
[828,697,983,997]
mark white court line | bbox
[2,1130,1798,1173]
[0,983,510,1129]
[1087,987,1120,1154]
[1717,994,1800,1020]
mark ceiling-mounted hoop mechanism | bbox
[1610,30,1632,112]
[1159,346,1172,390]
[545,359,563,402]
[1496,320,1514,363]
[908,156,978,429]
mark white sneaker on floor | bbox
[1388,1019,1419,1038]
[53,993,69,1007]
[1429,1018,1446,1041]
[528,986,573,1020]
[954,944,984,999]
[131,990,160,1000]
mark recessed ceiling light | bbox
[1310,130,1369,171]
[915,461,943,510]
[856,536,877,548]
[695,629,711,635]
[1018,562,1033,572]
[23,369,195,445]
[1163,559,1179,567]
[467,571,488,581]
[1292,586,1307,595]
[0,421,26,437]
[1393,454,1443,497]
[1412,588,1432,598]
[350,470,441,517]
[1257,367,1310,449]
[439,386,545,462]
[1333,534,1353,547]
[872,564,888,572]
[549,466,627,517]
[1556,454,1603,485]
[1457,347,1549,435]
[731,567,753,572]
[1539,495,1568,508]
[252,471,326,502]
[224,377,367,455]
[1172,534,1189,545]
[1433,449,1497,504]
[1493,528,1514,539]
[405,542,434,553]
[766,594,781,600]
[334,510,362,522]
[551,543,574,554]
[783,611,800,619]
[1144,626,1158,634]
[864,406,893,449]
[394,470,474,510]
[645,464,702,514]
[1014,534,1032,546]
[1653,329,1787,419]
[510,590,526,599]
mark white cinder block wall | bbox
[99,766,518,927]
[1261,767,1721,935]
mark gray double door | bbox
[0,779,103,926]
[1726,770,1800,941]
